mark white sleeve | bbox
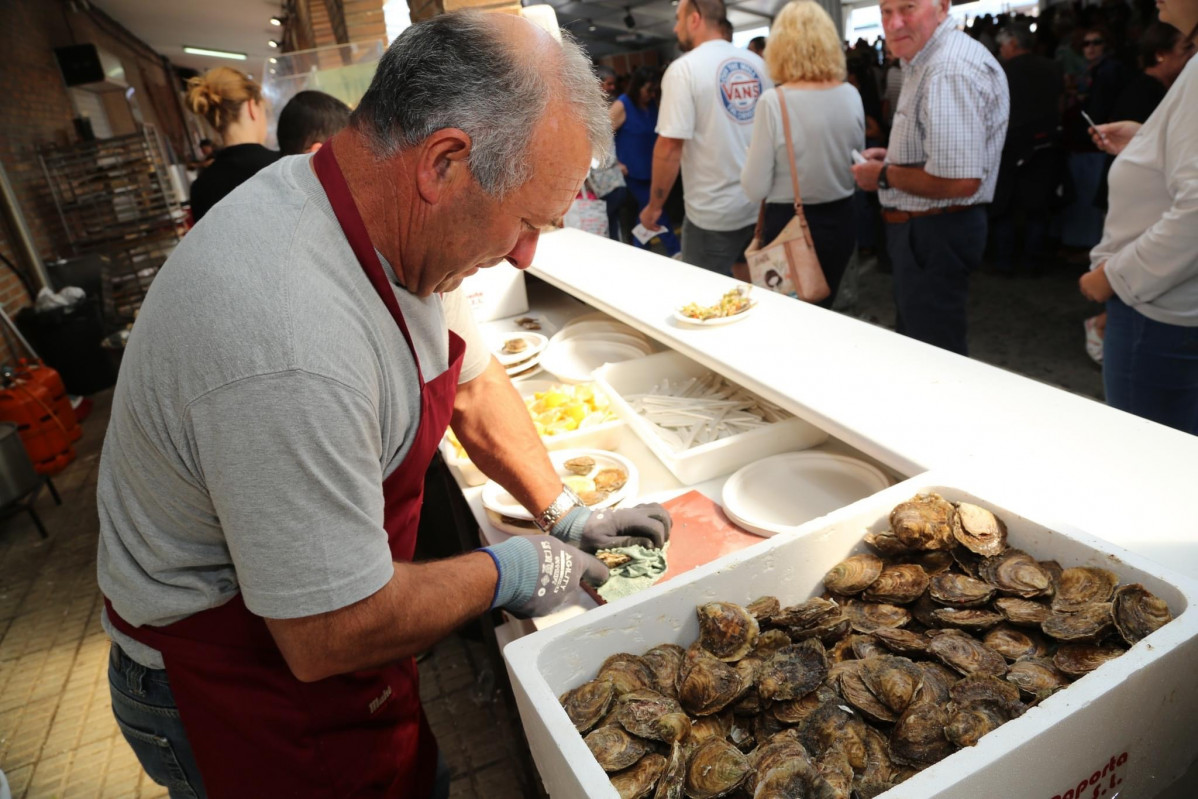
[1105,73,1198,304]
[741,90,777,202]
[657,61,695,140]
[442,287,491,383]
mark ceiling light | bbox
[268,40,280,48]
[624,8,635,28]
[268,57,278,63]
[183,46,248,60]
[270,16,283,26]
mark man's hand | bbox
[482,535,608,617]
[1079,262,1115,303]
[639,204,665,232]
[1091,122,1140,156]
[552,503,672,553]
[853,160,885,192]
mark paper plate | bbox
[493,332,548,367]
[672,301,756,327]
[721,452,891,537]
[540,339,647,384]
[548,329,653,356]
[482,449,639,523]
[556,319,649,341]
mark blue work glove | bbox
[551,503,672,554]
[481,535,609,617]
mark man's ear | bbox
[415,129,473,204]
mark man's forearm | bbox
[451,357,561,515]
[889,165,981,200]
[267,553,498,682]
[647,138,684,210]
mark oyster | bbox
[757,640,829,702]
[979,549,1053,599]
[585,725,654,772]
[1113,583,1173,644]
[871,627,928,655]
[910,549,956,575]
[688,712,731,745]
[849,634,889,660]
[594,467,629,492]
[677,646,748,716]
[580,489,611,507]
[502,336,529,355]
[994,597,1051,626]
[948,675,1023,709]
[930,607,1006,631]
[615,690,689,743]
[983,625,1044,661]
[1053,643,1126,677]
[799,701,868,770]
[1005,658,1068,700]
[1041,603,1114,642]
[770,684,840,725]
[952,546,984,578]
[563,455,596,475]
[836,660,898,724]
[889,702,955,767]
[862,563,930,605]
[560,678,615,733]
[1052,567,1119,612]
[842,600,911,634]
[773,598,847,640]
[823,553,884,595]
[912,661,959,706]
[951,502,1007,556]
[611,753,667,799]
[697,602,759,662]
[597,550,632,568]
[928,630,1008,677]
[854,727,897,799]
[684,739,751,799]
[642,644,685,698]
[864,530,913,557]
[910,593,942,628]
[929,573,996,608]
[600,653,658,696]
[817,749,855,799]
[745,595,781,624]
[859,655,924,715]
[752,629,793,658]
[746,732,811,795]
[754,755,834,799]
[652,742,687,799]
[945,700,1015,748]
[889,493,958,551]
[827,635,857,664]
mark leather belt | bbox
[881,204,975,224]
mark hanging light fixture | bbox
[623,7,636,28]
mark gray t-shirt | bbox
[98,154,490,667]
[740,84,865,207]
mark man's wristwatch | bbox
[534,485,584,534]
[877,164,891,190]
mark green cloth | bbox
[596,543,669,602]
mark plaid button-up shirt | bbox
[881,18,1010,212]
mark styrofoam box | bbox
[593,350,828,484]
[504,475,1198,799]
[440,380,625,487]
[460,263,529,322]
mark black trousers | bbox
[886,206,988,356]
[762,197,855,309]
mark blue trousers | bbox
[1104,295,1198,435]
[108,642,452,799]
[886,206,987,356]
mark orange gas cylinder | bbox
[14,359,81,442]
[0,377,76,476]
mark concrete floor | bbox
[0,254,1111,798]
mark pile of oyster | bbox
[558,493,1173,799]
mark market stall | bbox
[452,228,1198,798]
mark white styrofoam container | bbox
[593,350,828,484]
[504,475,1198,799]
[460,263,529,322]
[440,380,624,486]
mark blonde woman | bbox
[185,67,278,222]
[741,0,864,307]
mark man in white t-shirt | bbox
[638,0,772,275]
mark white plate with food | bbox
[674,286,756,326]
[540,339,648,384]
[493,331,549,367]
[482,448,639,523]
[722,451,891,537]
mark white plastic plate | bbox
[540,339,647,384]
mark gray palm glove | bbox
[481,535,609,617]
[550,503,672,554]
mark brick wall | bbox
[0,0,188,365]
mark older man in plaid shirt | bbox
[853,0,1008,355]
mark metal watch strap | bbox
[534,486,584,533]
[878,164,891,190]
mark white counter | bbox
[526,228,1198,580]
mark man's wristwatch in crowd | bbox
[877,164,891,190]
[534,485,585,534]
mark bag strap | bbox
[775,88,804,213]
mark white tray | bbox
[504,474,1198,799]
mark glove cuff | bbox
[480,537,539,610]
[551,505,590,548]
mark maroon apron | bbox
[105,140,465,798]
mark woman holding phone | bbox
[1079,0,1198,434]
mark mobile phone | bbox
[851,149,868,165]
[1081,110,1108,143]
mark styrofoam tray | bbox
[593,350,827,484]
[722,451,892,537]
[504,474,1198,799]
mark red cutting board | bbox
[657,490,768,584]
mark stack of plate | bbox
[539,316,654,384]
[493,331,549,378]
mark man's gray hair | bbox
[351,11,612,197]
[997,22,1035,52]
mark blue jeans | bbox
[1104,295,1198,435]
[108,643,452,798]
